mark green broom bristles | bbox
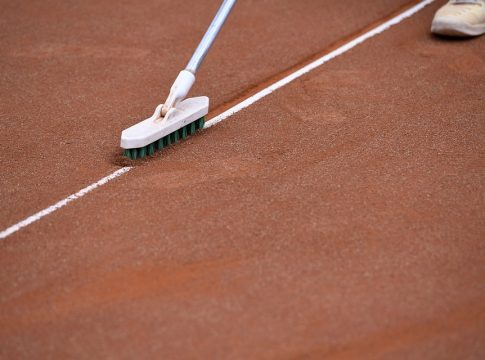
[123,116,205,160]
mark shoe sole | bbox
[431,18,485,37]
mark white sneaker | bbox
[431,0,485,36]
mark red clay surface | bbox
[0,0,411,228]
[1,0,485,359]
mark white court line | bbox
[205,0,435,128]
[0,167,131,239]
[0,0,434,240]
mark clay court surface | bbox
[1,0,484,358]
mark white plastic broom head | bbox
[120,96,209,150]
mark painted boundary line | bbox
[0,0,434,240]
[0,167,131,239]
[205,0,435,128]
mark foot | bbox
[431,0,485,36]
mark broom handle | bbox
[185,0,237,74]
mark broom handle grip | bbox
[185,0,236,74]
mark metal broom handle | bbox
[185,0,237,74]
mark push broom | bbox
[120,0,237,159]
